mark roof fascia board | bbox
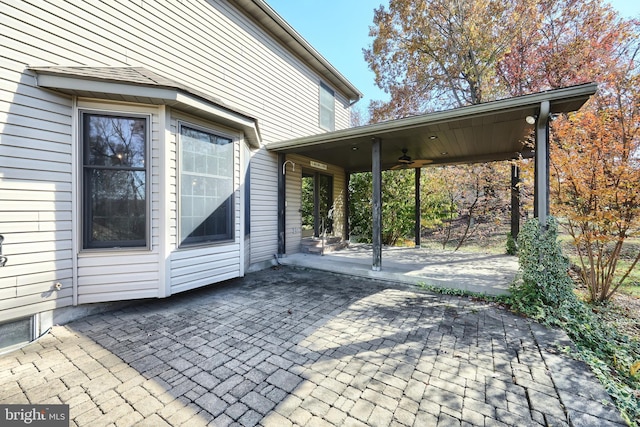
[174,92,261,146]
[267,83,598,151]
[36,73,178,101]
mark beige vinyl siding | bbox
[242,143,251,272]
[3,0,351,138]
[75,255,159,304]
[248,148,279,262]
[0,58,74,320]
[284,160,303,254]
[171,246,241,294]
[284,154,347,255]
[75,100,161,304]
[2,0,352,270]
[168,112,243,295]
[334,91,351,132]
[0,0,354,320]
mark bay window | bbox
[179,124,234,246]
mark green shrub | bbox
[509,218,640,425]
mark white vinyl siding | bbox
[0,0,353,321]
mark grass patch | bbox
[416,282,509,302]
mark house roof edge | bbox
[230,0,364,103]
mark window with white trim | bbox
[81,112,148,249]
[319,82,335,131]
[179,124,234,246]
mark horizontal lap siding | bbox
[168,112,242,295]
[75,101,161,304]
[284,161,303,254]
[171,246,240,294]
[249,148,278,263]
[284,154,347,255]
[1,0,354,319]
[0,55,74,319]
[76,254,160,304]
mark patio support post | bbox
[415,167,421,247]
[277,153,286,257]
[345,172,351,241]
[534,100,551,228]
[372,137,382,271]
[510,163,520,240]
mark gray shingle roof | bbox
[29,66,226,108]
[29,66,261,146]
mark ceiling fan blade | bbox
[409,159,434,168]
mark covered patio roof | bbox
[267,83,597,172]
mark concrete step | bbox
[300,238,348,255]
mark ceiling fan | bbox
[391,148,433,170]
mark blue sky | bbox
[266,0,640,109]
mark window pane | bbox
[180,125,234,245]
[319,83,335,131]
[86,115,146,167]
[87,170,146,246]
[82,113,147,249]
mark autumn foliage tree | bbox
[550,71,640,302]
[365,0,534,118]
[423,164,511,250]
[363,0,640,300]
[495,0,640,301]
[362,0,523,250]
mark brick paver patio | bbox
[0,267,626,426]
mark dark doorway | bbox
[301,172,333,238]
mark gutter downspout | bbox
[71,96,79,306]
[277,153,286,257]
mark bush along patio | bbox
[508,218,640,425]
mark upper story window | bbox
[179,124,234,246]
[81,112,148,249]
[319,82,335,131]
